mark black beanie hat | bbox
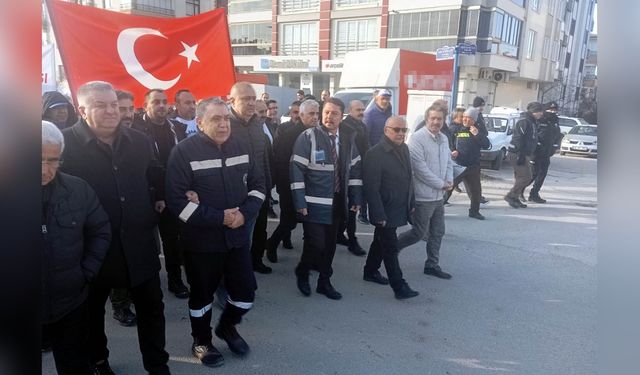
[527,101,543,113]
[472,96,485,107]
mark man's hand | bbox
[223,207,239,226]
[443,182,453,191]
[469,125,479,136]
[350,205,360,212]
[297,208,308,216]
[451,150,459,159]
[229,210,245,229]
[185,190,199,204]
[154,200,166,213]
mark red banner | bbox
[46,0,236,107]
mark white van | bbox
[480,107,522,170]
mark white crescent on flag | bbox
[116,28,181,90]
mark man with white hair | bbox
[42,120,110,374]
[61,81,171,374]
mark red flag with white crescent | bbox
[46,0,236,106]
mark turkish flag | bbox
[46,0,236,107]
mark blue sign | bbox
[436,46,455,61]
[458,43,477,55]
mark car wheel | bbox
[491,149,505,170]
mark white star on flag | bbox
[179,41,200,68]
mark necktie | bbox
[330,134,340,193]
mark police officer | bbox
[526,101,562,203]
[165,97,266,367]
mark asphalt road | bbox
[43,154,596,375]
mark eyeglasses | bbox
[385,126,408,134]
[42,158,63,167]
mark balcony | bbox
[332,40,378,58]
[280,0,320,14]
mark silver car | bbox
[560,125,597,157]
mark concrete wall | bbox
[493,79,537,110]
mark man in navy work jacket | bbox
[165,97,266,368]
[290,97,363,300]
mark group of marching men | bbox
[41,80,561,374]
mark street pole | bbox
[450,44,460,113]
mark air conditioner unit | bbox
[492,71,510,83]
[478,68,492,80]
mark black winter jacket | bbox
[509,112,539,159]
[61,121,164,287]
[536,111,563,158]
[341,115,369,158]
[165,133,266,252]
[449,123,491,167]
[230,109,272,191]
[272,121,307,193]
[42,91,77,130]
[363,136,414,228]
[42,172,110,324]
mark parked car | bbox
[558,116,591,134]
[560,124,597,157]
[480,107,521,170]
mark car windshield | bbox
[333,92,373,109]
[568,126,597,136]
[485,117,508,132]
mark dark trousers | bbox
[88,275,169,374]
[450,164,482,214]
[529,155,551,196]
[250,201,269,264]
[506,152,533,199]
[42,300,92,374]
[337,209,357,241]
[297,195,343,282]
[158,209,184,281]
[364,226,405,290]
[269,183,297,248]
[183,249,256,342]
[109,287,132,310]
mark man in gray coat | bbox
[397,104,454,279]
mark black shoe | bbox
[267,207,278,219]
[93,360,116,375]
[348,239,367,256]
[215,325,250,357]
[296,273,311,296]
[192,341,224,367]
[336,234,349,247]
[394,284,420,300]
[168,278,189,299]
[357,215,370,225]
[282,238,294,249]
[253,261,272,274]
[316,282,342,300]
[363,271,389,285]
[504,196,521,209]
[528,195,547,203]
[480,196,489,204]
[112,307,137,327]
[266,239,278,263]
[468,212,485,220]
[424,267,452,279]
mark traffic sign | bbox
[458,43,477,55]
[436,46,455,61]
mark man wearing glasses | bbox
[396,104,454,279]
[290,98,363,300]
[362,116,419,299]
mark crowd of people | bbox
[41,81,562,374]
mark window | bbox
[551,40,560,61]
[280,0,320,14]
[388,9,459,39]
[186,0,200,15]
[230,23,272,55]
[530,0,540,12]
[525,29,536,59]
[120,0,174,15]
[464,9,479,36]
[510,0,525,6]
[542,36,550,59]
[334,0,378,7]
[280,23,318,56]
[333,18,379,58]
[228,0,270,14]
